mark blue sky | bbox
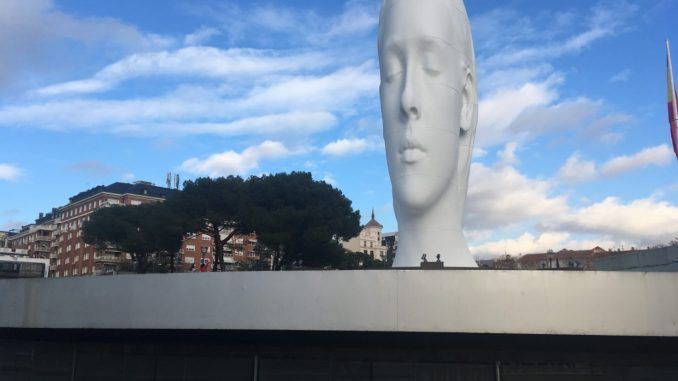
[1,0,676,258]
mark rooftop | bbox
[69,181,176,204]
[365,209,383,229]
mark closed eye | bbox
[423,67,441,77]
[384,70,404,83]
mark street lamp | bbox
[200,246,208,272]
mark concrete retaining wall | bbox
[1,270,677,336]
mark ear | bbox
[460,67,477,133]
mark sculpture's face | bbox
[379,0,467,213]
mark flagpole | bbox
[667,40,678,159]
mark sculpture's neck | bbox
[393,184,476,268]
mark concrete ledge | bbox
[1,270,677,336]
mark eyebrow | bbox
[381,35,470,62]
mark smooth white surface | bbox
[1,270,677,337]
[378,0,478,267]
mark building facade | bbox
[341,210,388,260]
[180,231,261,272]
[52,181,175,277]
[5,214,56,261]
[7,181,264,277]
[516,246,611,270]
[0,247,49,279]
[7,182,174,278]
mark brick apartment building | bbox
[4,214,55,260]
[516,246,611,270]
[180,231,259,272]
[7,181,263,277]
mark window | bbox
[74,256,79,263]
[57,259,61,266]
[202,234,211,240]
[186,244,196,252]
[363,250,368,254]
[68,233,72,240]
[248,252,256,257]
[64,270,69,276]
[75,243,81,250]
[73,268,79,275]
[185,257,195,264]
[83,267,88,274]
[84,253,89,260]
[65,257,70,264]
[131,200,142,206]
[66,245,71,253]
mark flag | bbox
[667,40,678,160]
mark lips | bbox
[399,139,426,164]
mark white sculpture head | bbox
[378,0,478,267]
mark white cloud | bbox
[189,0,378,44]
[481,2,638,69]
[34,47,330,96]
[471,232,571,257]
[557,145,673,183]
[467,145,678,256]
[0,164,22,181]
[0,0,173,89]
[477,77,559,147]
[324,0,378,38]
[240,63,379,112]
[115,112,337,137]
[0,63,377,138]
[466,162,569,230]
[470,231,620,258]
[473,2,638,149]
[180,141,296,177]
[322,136,383,156]
[609,69,632,83]
[322,173,338,186]
[472,147,488,159]
[184,27,221,46]
[600,145,673,176]
[557,153,597,183]
[497,142,519,166]
[550,196,678,244]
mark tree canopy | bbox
[84,172,363,272]
[82,203,184,273]
[165,176,254,271]
[247,172,361,270]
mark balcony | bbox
[49,253,58,259]
[94,254,122,263]
[35,236,51,242]
[33,245,51,253]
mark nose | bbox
[400,70,421,120]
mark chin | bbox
[393,174,447,215]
